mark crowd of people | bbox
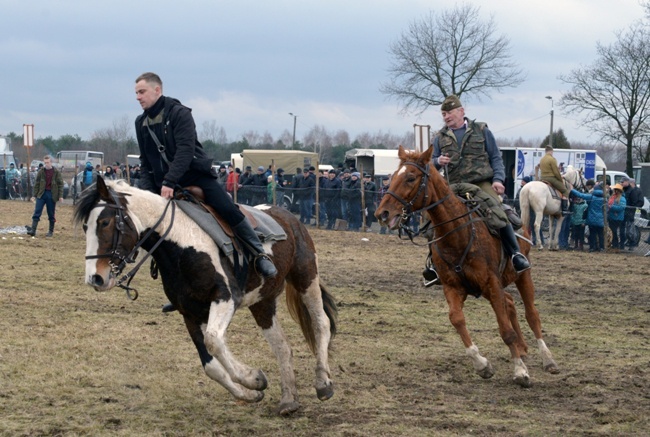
[515,173,646,253]
[216,163,390,232]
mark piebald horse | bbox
[73,177,337,415]
[519,166,586,250]
[376,146,559,387]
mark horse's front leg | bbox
[443,285,494,379]
[183,315,264,403]
[203,300,268,398]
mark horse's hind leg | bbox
[484,278,530,387]
[203,300,269,396]
[515,271,559,374]
[504,291,528,357]
[293,277,335,402]
[443,285,494,379]
[183,315,264,403]
[249,298,300,416]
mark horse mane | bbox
[72,180,132,227]
[73,184,102,226]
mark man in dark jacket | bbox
[25,155,64,237]
[321,169,342,229]
[134,72,277,296]
[622,177,645,248]
[342,172,362,231]
[295,168,315,224]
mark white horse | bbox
[519,166,586,251]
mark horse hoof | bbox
[277,401,301,416]
[514,374,531,388]
[544,361,560,374]
[252,390,265,403]
[255,370,268,391]
[316,382,335,401]
[477,362,494,379]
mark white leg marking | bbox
[262,314,298,405]
[466,344,489,373]
[203,301,265,390]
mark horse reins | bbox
[387,160,489,272]
[85,190,176,300]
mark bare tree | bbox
[559,22,650,174]
[380,3,525,115]
[199,120,228,144]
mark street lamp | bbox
[545,96,554,149]
[289,113,297,149]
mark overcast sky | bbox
[0,0,645,147]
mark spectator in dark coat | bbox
[363,174,377,226]
[622,177,644,248]
[342,172,362,231]
[238,166,254,205]
[296,168,315,224]
[249,166,268,205]
[321,169,342,229]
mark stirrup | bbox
[423,268,440,287]
[511,252,531,273]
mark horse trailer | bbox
[500,147,605,201]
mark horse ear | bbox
[421,145,434,164]
[96,175,111,200]
[397,145,408,160]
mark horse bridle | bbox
[386,161,451,233]
[386,160,489,273]
[85,188,176,300]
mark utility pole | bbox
[289,113,297,149]
[545,96,554,148]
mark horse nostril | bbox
[91,274,104,287]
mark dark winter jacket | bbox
[135,96,214,192]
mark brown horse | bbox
[376,146,559,387]
[73,177,337,415]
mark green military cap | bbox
[441,95,462,111]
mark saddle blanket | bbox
[175,201,287,256]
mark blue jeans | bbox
[32,190,57,224]
[558,216,571,249]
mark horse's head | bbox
[564,167,587,192]
[73,176,141,291]
[375,145,436,229]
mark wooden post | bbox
[23,124,34,200]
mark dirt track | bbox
[0,200,649,435]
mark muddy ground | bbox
[0,199,649,436]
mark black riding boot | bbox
[162,302,176,313]
[422,253,440,287]
[561,198,572,216]
[26,220,38,236]
[233,220,278,279]
[502,204,522,230]
[499,223,530,273]
[46,222,54,237]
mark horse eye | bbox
[99,219,111,228]
[405,174,417,183]
[82,223,88,233]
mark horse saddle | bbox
[450,183,508,236]
[174,186,287,257]
[541,180,569,200]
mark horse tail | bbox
[520,187,531,234]
[285,280,338,354]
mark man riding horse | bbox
[539,145,571,215]
[424,95,530,286]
